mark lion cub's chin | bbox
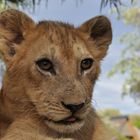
[45,120,85,133]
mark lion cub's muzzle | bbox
[44,102,85,125]
[57,102,85,124]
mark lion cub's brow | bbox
[35,21,91,60]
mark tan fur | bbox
[0,9,116,140]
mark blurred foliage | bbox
[99,109,140,139]
[98,108,121,118]
[130,115,140,129]
[0,0,40,12]
[111,128,128,140]
[99,109,140,129]
[0,0,133,13]
[100,0,133,14]
[108,0,140,103]
[98,109,128,140]
[105,123,129,140]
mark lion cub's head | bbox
[0,10,112,133]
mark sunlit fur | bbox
[0,9,116,140]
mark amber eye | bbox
[36,58,53,72]
[81,58,93,71]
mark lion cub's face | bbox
[0,10,112,133]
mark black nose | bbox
[62,102,85,113]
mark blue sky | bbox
[20,0,140,114]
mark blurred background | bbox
[0,0,140,139]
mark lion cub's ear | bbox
[78,16,112,59]
[0,9,35,63]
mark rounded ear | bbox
[0,9,35,63]
[78,16,112,59]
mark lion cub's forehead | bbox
[31,21,91,59]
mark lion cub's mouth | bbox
[43,116,82,125]
[55,116,81,125]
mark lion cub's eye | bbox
[81,58,93,71]
[36,58,55,74]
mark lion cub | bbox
[0,9,116,140]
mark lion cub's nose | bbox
[62,102,85,113]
